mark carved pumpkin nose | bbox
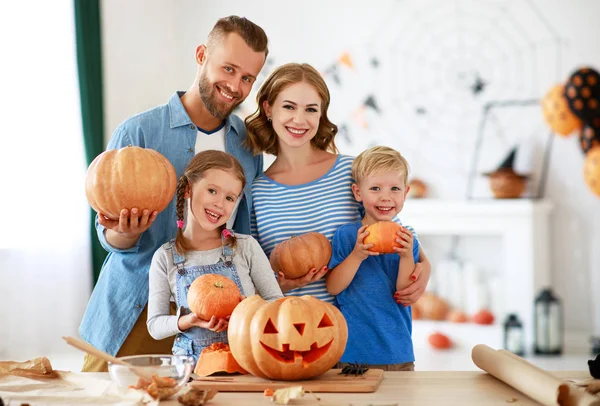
[293,323,305,335]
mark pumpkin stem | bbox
[214,281,224,288]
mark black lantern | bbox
[534,288,563,355]
[504,314,524,356]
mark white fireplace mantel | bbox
[402,198,554,350]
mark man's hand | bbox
[98,208,158,237]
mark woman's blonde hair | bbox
[175,150,246,254]
[352,146,410,185]
[245,63,338,156]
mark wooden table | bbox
[97,370,595,405]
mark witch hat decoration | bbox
[498,147,517,170]
[589,354,600,379]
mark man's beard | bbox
[198,75,242,120]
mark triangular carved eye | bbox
[293,323,305,335]
[317,313,333,328]
[263,318,278,334]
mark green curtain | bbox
[74,0,106,285]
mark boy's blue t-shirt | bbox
[329,221,420,365]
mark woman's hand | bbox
[277,265,329,293]
[99,208,158,237]
[178,313,229,333]
[393,262,429,306]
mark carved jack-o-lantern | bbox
[227,295,348,381]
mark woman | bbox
[245,63,431,304]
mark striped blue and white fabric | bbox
[251,155,362,303]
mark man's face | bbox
[198,33,265,120]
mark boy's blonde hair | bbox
[352,146,410,185]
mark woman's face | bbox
[264,81,322,150]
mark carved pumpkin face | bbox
[228,295,348,381]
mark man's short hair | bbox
[207,15,268,57]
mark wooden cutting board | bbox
[189,368,384,392]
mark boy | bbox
[326,146,420,371]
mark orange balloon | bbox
[584,147,600,197]
[541,84,582,136]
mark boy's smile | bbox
[352,171,410,225]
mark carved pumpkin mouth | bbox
[260,339,333,367]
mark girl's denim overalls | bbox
[166,237,244,363]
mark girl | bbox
[147,150,283,362]
[246,63,432,304]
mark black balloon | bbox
[564,67,600,122]
[579,119,600,154]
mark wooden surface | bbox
[188,370,596,405]
[190,368,384,392]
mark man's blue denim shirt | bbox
[79,92,263,355]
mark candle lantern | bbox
[534,288,563,355]
[503,314,524,356]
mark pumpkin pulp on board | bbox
[194,342,247,376]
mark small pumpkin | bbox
[447,310,469,323]
[194,342,248,376]
[428,332,452,349]
[472,309,495,325]
[269,232,332,279]
[413,292,449,321]
[187,274,241,320]
[228,295,348,381]
[364,221,401,253]
[85,146,177,220]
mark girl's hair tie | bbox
[222,228,234,239]
[176,220,185,229]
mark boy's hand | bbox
[351,225,379,260]
[393,226,414,258]
[179,313,229,333]
[277,266,328,292]
[98,208,158,237]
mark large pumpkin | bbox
[194,342,248,376]
[85,146,177,220]
[187,274,241,320]
[269,232,332,279]
[364,221,401,253]
[228,295,348,381]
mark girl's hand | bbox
[277,266,328,293]
[393,262,428,306]
[98,208,158,237]
[392,226,414,258]
[178,313,229,333]
[351,225,379,260]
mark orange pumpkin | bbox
[447,310,469,323]
[413,293,449,321]
[428,332,452,349]
[187,274,241,320]
[269,232,332,279]
[584,147,600,197]
[85,146,177,220]
[541,84,582,137]
[228,295,348,381]
[364,221,401,253]
[194,342,248,376]
[472,309,495,325]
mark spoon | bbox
[62,336,155,381]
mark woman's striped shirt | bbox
[251,155,362,303]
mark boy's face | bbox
[352,171,410,224]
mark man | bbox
[79,16,268,371]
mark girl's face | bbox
[185,169,243,232]
[263,81,322,150]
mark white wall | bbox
[100,0,600,338]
